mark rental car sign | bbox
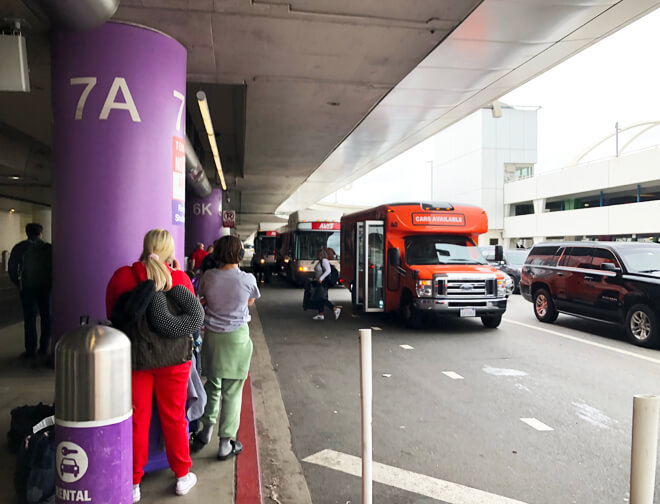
[311,222,340,230]
[412,213,466,226]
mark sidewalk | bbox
[0,305,312,503]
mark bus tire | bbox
[400,294,423,329]
[481,314,502,329]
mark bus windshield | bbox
[256,237,278,256]
[405,235,487,266]
[297,231,341,260]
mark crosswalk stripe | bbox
[442,371,464,380]
[303,449,529,503]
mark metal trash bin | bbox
[55,325,132,504]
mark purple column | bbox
[51,22,187,338]
[185,188,223,257]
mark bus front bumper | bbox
[415,297,507,316]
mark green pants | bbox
[200,324,252,439]
[200,376,245,439]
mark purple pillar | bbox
[51,22,187,338]
[185,188,223,257]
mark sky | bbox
[324,7,660,206]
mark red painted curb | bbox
[236,375,263,503]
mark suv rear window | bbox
[526,245,561,266]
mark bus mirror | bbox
[494,245,504,263]
[388,247,400,267]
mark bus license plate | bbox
[460,308,476,317]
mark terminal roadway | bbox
[256,278,660,504]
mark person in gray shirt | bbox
[193,236,260,460]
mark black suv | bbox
[520,241,660,348]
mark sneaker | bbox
[175,472,197,496]
[132,484,141,503]
[333,307,342,320]
[312,314,324,320]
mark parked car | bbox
[480,247,528,293]
[520,241,660,348]
[240,242,254,270]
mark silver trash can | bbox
[55,325,132,503]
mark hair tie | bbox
[149,253,159,261]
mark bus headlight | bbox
[299,266,308,272]
[260,258,265,264]
[415,279,433,298]
[497,275,514,296]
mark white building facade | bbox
[430,106,538,246]
[503,145,660,248]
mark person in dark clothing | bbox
[8,223,52,358]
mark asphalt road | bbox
[256,277,660,504]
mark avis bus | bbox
[340,202,513,328]
[279,210,341,285]
[251,229,280,283]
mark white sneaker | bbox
[334,307,342,320]
[133,484,141,503]
[175,472,197,496]
[312,314,324,320]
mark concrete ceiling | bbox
[0,0,658,238]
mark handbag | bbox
[111,282,204,371]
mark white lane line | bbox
[520,418,554,431]
[303,449,528,503]
[400,344,414,350]
[503,318,660,366]
[442,371,464,380]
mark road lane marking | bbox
[303,449,529,503]
[503,319,660,366]
[482,366,527,377]
[442,371,464,380]
[400,344,414,350]
[572,401,617,430]
[520,418,554,431]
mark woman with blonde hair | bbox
[106,229,202,502]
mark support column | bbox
[185,188,222,257]
[51,22,187,338]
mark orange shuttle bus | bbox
[340,202,513,328]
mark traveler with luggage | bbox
[106,229,203,502]
[310,248,341,321]
[192,235,260,460]
[8,223,52,358]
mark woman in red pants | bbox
[106,229,200,502]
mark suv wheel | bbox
[481,315,502,328]
[533,288,558,323]
[625,304,658,347]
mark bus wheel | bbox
[400,295,423,329]
[481,315,502,329]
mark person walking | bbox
[8,223,52,358]
[106,229,202,502]
[190,242,208,272]
[193,235,260,459]
[311,248,341,321]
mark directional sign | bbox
[223,210,235,228]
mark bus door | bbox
[355,222,364,307]
[364,220,384,312]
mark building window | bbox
[513,202,534,215]
[504,163,535,183]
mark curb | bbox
[236,375,263,503]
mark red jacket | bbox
[106,261,194,319]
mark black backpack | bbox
[7,403,55,454]
[14,416,56,504]
[20,241,52,290]
[324,265,340,288]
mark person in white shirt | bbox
[312,248,341,321]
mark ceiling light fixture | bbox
[196,90,227,191]
[9,175,20,180]
[9,208,15,214]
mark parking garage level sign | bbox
[223,210,235,228]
